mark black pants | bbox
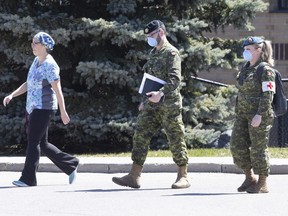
[19,109,79,186]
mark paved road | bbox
[1,172,288,216]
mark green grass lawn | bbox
[84,147,288,158]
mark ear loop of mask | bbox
[259,42,265,61]
[156,20,161,44]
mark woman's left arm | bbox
[257,67,276,116]
[51,80,70,125]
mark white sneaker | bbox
[69,166,78,184]
[12,180,29,187]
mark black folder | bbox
[138,73,166,95]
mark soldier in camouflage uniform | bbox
[230,36,276,193]
[112,20,190,189]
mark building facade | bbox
[201,0,288,85]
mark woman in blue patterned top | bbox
[3,32,79,187]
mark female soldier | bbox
[3,32,79,187]
[230,36,276,193]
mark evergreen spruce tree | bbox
[0,0,268,153]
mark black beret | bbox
[242,36,264,47]
[144,20,165,35]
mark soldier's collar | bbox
[253,60,263,69]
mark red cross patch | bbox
[267,82,273,89]
[262,81,275,93]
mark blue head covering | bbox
[34,32,55,51]
[242,36,264,48]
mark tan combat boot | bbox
[237,169,257,192]
[246,175,269,193]
[112,164,143,188]
[171,165,190,189]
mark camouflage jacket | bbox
[236,61,275,117]
[142,41,182,107]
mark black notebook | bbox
[138,73,166,95]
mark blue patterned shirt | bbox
[26,54,60,114]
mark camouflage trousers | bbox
[131,104,188,166]
[230,114,273,176]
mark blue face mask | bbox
[147,37,158,47]
[243,50,252,61]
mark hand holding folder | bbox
[138,73,166,95]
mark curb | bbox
[1,157,288,174]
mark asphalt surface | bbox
[1,156,288,216]
[1,172,288,216]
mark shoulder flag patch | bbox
[266,71,273,76]
[262,81,276,93]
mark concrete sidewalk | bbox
[1,156,288,174]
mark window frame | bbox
[278,0,288,10]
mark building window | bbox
[272,43,288,60]
[278,0,288,10]
[270,0,288,12]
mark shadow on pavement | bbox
[0,186,17,189]
[59,187,172,193]
[166,192,242,196]
[1,184,69,189]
